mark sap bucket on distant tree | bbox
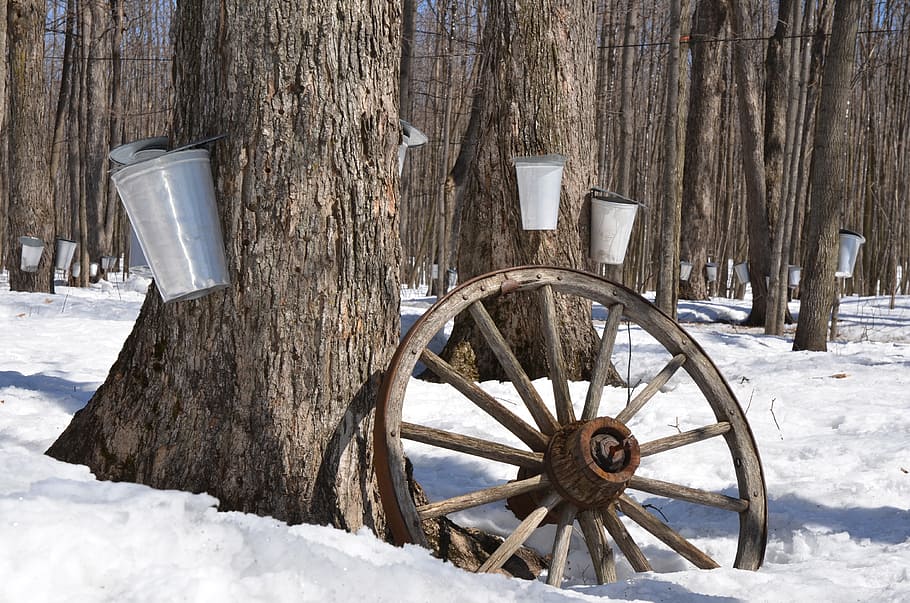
[398,120,428,175]
[101,255,118,272]
[705,262,718,283]
[788,265,801,288]
[110,137,230,303]
[513,154,566,230]
[835,229,865,278]
[19,237,44,272]
[733,261,750,285]
[54,238,77,272]
[589,188,641,264]
[679,260,694,281]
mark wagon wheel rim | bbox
[375,266,767,587]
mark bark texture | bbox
[793,0,862,351]
[443,0,608,382]
[48,1,401,531]
[6,0,54,293]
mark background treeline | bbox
[1,0,908,303]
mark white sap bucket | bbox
[90,262,99,277]
[129,226,152,277]
[705,262,718,283]
[680,260,693,281]
[110,148,230,302]
[788,265,801,288]
[19,237,44,272]
[72,262,81,278]
[55,238,77,271]
[101,255,118,272]
[733,261,750,285]
[589,190,640,265]
[399,120,428,175]
[836,229,865,278]
[513,154,565,230]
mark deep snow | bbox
[1,272,908,602]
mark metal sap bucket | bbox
[19,236,44,272]
[398,120,428,175]
[733,261,750,285]
[679,260,693,281]
[72,262,81,278]
[589,190,640,265]
[835,229,865,278]
[788,265,801,288]
[110,147,229,302]
[55,238,77,271]
[513,154,565,230]
[101,255,118,272]
[705,262,718,283]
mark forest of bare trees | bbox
[1,1,908,326]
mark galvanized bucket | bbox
[680,261,693,281]
[110,148,229,302]
[836,229,865,278]
[733,262,750,285]
[19,237,44,272]
[705,262,718,283]
[55,238,77,271]
[590,190,639,265]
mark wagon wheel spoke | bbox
[401,422,543,470]
[627,475,749,513]
[577,509,618,583]
[468,301,560,435]
[582,303,624,421]
[477,491,562,574]
[614,353,687,424]
[538,285,575,424]
[639,422,732,457]
[546,502,579,586]
[598,505,652,572]
[417,474,551,520]
[420,349,548,452]
[617,494,720,570]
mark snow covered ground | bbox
[1,272,908,602]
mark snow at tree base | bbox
[1,273,908,602]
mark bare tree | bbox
[5,0,55,293]
[48,0,401,530]
[794,0,863,351]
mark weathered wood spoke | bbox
[417,474,550,520]
[617,494,720,570]
[599,505,652,572]
[577,509,618,584]
[477,491,563,574]
[420,349,549,452]
[582,303,624,421]
[615,353,687,424]
[639,422,732,457]
[468,301,560,435]
[538,285,575,425]
[546,502,579,587]
[400,422,543,469]
[627,475,749,513]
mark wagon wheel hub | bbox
[545,416,640,509]
[507,416,640,520]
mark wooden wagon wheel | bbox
[375,266,766,587]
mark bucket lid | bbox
[400,120,428,148]
[56,237,76,244]
[19,236,44,247]
[591,187,644,207]
[513,154,566,167]
[171,134,227,153]
[839,228,866,243]
[109,136,170,166]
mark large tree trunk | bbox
[442,0,611,383]
[6,0,55,293]
[793,0,862,351]
[48,0,401,531]
[679,0,728,301]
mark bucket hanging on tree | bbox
[835,229,865,278]
[589,189,641,265]
[513,154,566,230]
[18,237,44,273]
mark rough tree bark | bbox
[679,0,728,301]
[793,0,862,351]
[48,0,401,531]
[442,0,616,383]
[5,0,55,293]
